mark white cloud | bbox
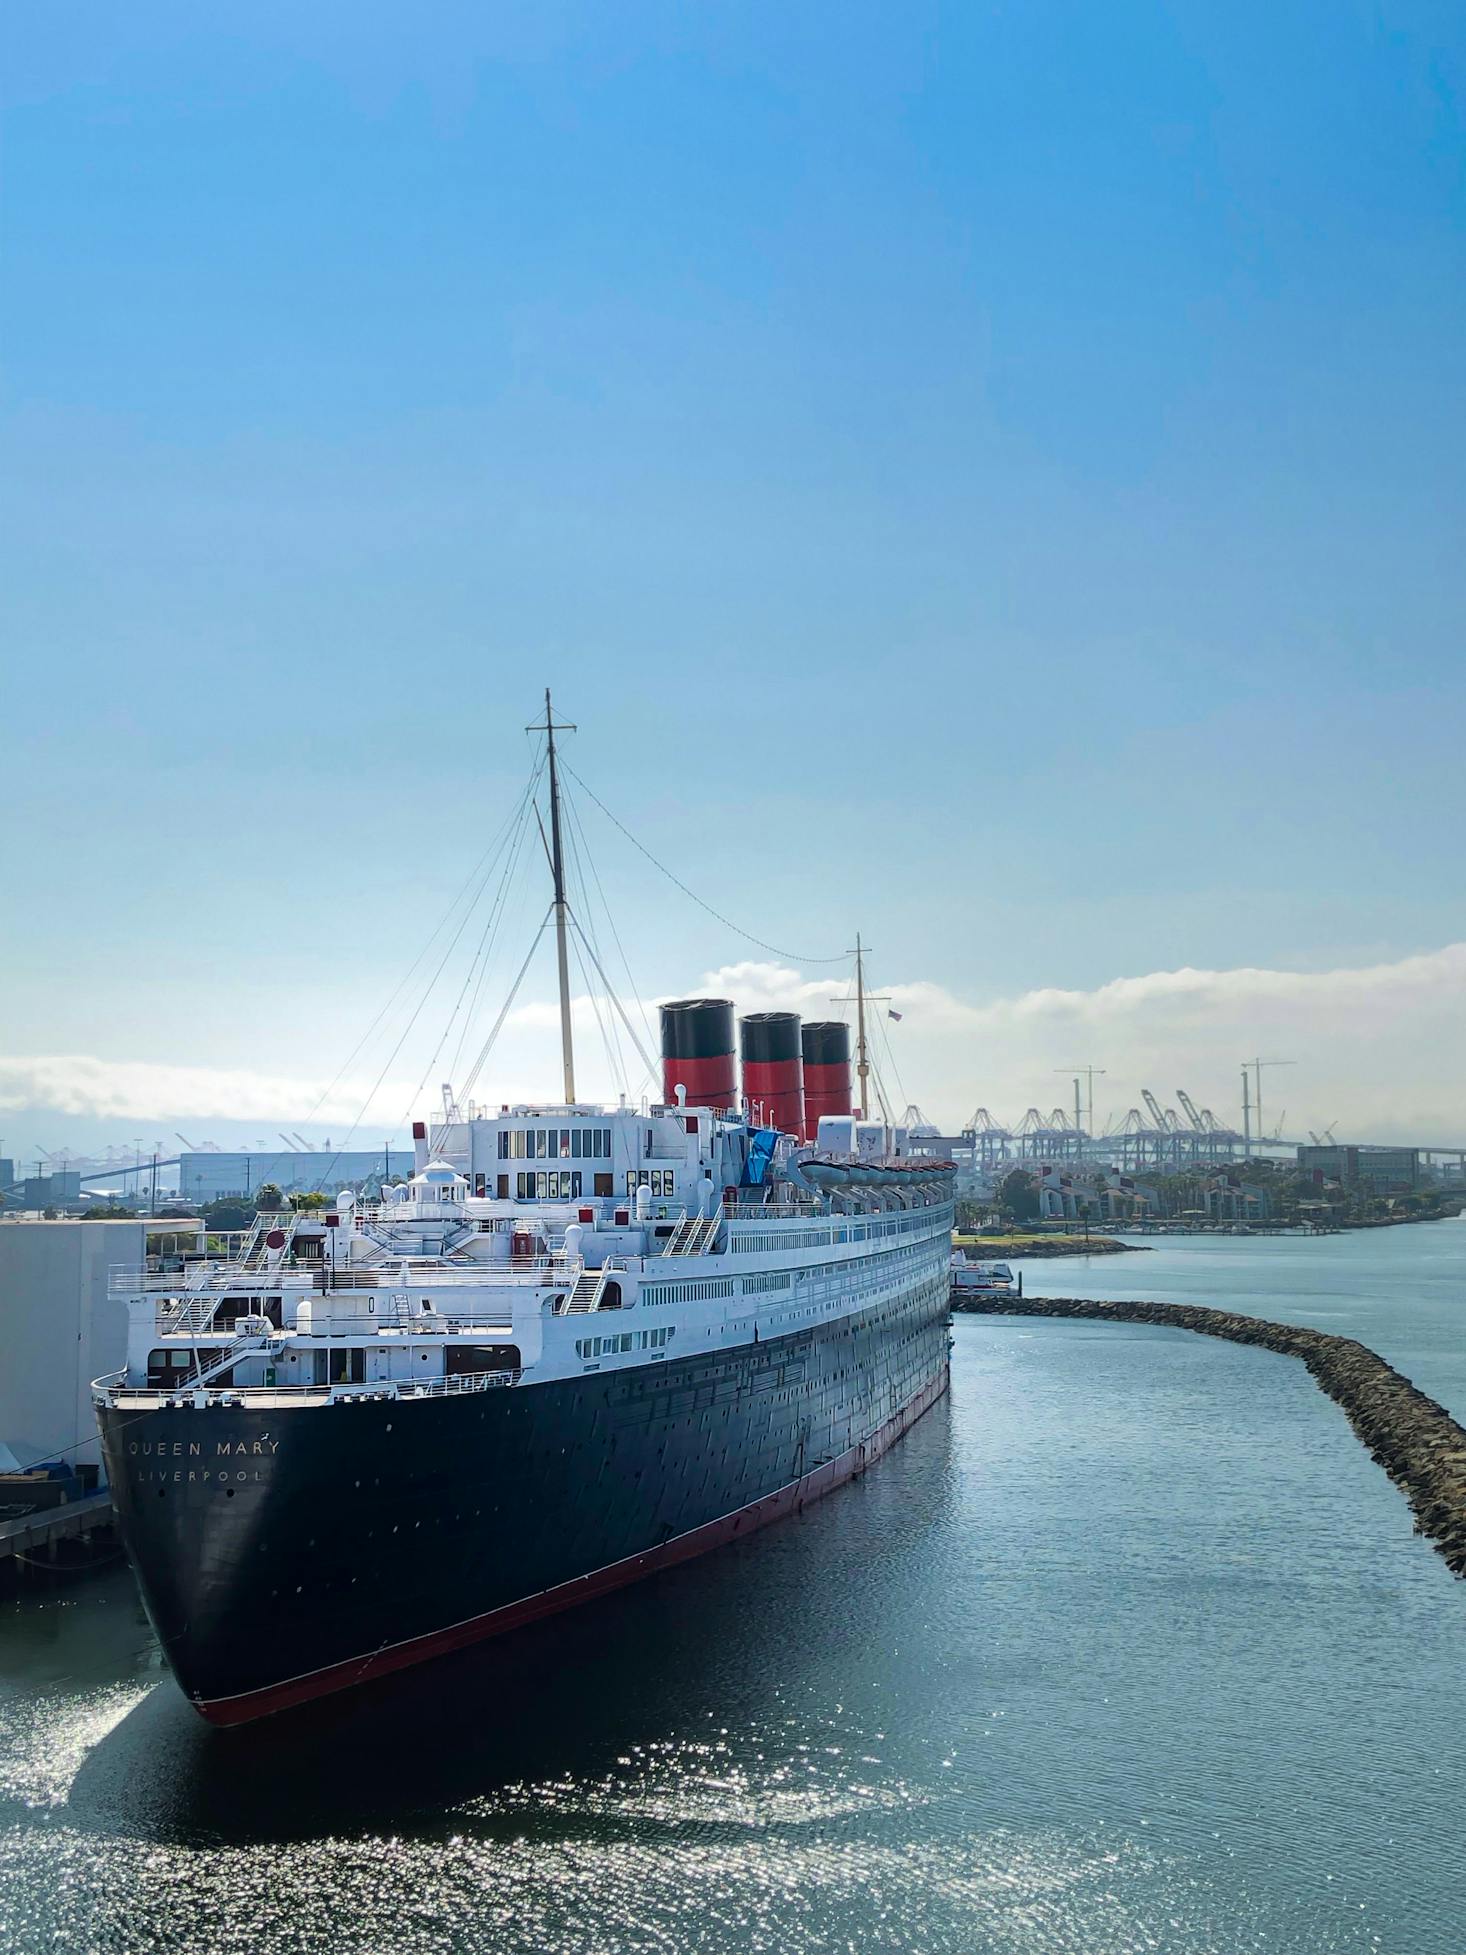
[0,1055,409,1129]
[689,946,1466,1142]
[4,945,1465,1144]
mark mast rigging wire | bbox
[446,772,544,1086]
[562,761,846,966]
[313,790,541,1185]
[560,814,629,1095]
[298,766,541,1132]
[566,923,626,1101]
[459,909,555,1106]
[561,777,656,1055]
[567,912,661,1090]
[874,1006,910,1115]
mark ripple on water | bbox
[4,1258,1465,1953]
[0,1775,1372,1954]
[0,1686,1402,1955]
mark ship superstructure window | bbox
[638,1278,735,1304]
[499,1127,610,1160]
[575,1327,676,1358]
[742,1271,793,1295]
[447,1343,521,1374]
[146,1348,193,1390]
[516,1171,583,1200]
[625,1169,675,1197]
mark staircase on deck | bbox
[660,1209,723,1257]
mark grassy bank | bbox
[953,1231,1146,1258]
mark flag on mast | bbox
[887,1009,903,1022]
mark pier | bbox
[0,1491,114,1577]
[953,1294,1466,1581]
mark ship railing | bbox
[322,1257,573,1288]
[109,1261,325,1299]
[113,1254,579,1305]
[95,1367,523,1409]
[723,1202,823,1220]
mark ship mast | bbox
[854,933,869,1120]
[534,689,577,1104]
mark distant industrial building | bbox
[177,1148,414,1202]
[1297,1145,1420,1194]
[1,1169,83,1211]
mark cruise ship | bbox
[94,701,955,1725]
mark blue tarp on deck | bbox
[741,1129,780,1187]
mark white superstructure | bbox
[101,1100,953,1412]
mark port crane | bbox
[1176,1090,1207,1132]
[1141,1089,1171,1135]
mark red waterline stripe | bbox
[194,1366,950,1727]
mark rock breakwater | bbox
[955,1293,1466,1579]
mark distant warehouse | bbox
[177,1149,415,1202]
[1297,1145,1420,1194]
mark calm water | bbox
[3,1225,1465,1953]
[1012,1214,1466,1417]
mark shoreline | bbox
[952,1293,1466,1581]
[953,1234,1148,1259]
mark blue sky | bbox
[2,2,1464,1153]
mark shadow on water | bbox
[67,1393,960,1850]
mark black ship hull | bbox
[99,1278,949,1724]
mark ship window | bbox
[571,1172,582,1199]
[594,1174,613,1197]
[447,1343,521,1375]
[146,1349,192,1389]
[498,1131,509,1159]
[536,1171,548,1200]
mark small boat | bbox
[949,1252,1018,1297]
[0,1462,86,1523]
